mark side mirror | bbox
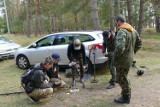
[30,43,37,48]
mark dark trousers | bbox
[108,52,116,85]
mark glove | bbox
[83,65,88,72]
[68,61,76,67]
[103,53,108,57]
[44,80,49,84]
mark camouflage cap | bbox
[115,14,126,22]
[73,38,81,50]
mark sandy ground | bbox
[37,65,160,107]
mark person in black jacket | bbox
[67,38,86,86]
[24,57,57,102]
[46,53,66,88]
[102,30,116,89]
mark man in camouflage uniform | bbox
[114,15,142,104]
[102,30,116,89]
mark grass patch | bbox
[134,38,160,67]
[141,28,160,39]
[142,28,157,34]
[3,34,44,46]
[135,50,160,67]
[141,34,160,39]
[141,33,160,39]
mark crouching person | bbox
[21,57,55,102]
[46,53,66,88]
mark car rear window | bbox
[74,34,95,42]
[53,34,75,45]
[97,33,103,39]
[52,33,95,45]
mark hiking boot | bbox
[80,78,85,88]
[114,95,130,104]
[53,82,61,88]
[28,96,39,102]
[70,80,76,88]
[60,80,66,88]
[106,84,115,89]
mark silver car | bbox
[14,31,107,71]
[0,36,21,60]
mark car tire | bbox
[16,55,30,69]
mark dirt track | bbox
[41,65,160,107]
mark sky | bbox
[0,8,4,17]
[0,8,3,17]
[0,1,4,17]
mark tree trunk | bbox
[51,15,56,33]
[109,0,114,31]
[156,16,160,32]
[60,15,65,31]
[126,0,132,25]
[90,0,100,30]
[35,0,41,36]
[154,1,160,33]
[137,0,144,35]
[26,0,31,37]
[151,0,160,33]
[74,13,78,30]
[115,0,120,15]
[3,0,10,34]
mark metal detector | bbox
[90,45,98,83]
[132,61,144,76]
[83,44,94,80]
[69,61,80,93]
[69,59,86,93]
[0,91,25,95]
[83,54,90,80]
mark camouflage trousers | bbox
[49,78,66,88]
[72,55,84,79]
[108,52,116,85]
[116,67,131,96]
[28,88,53,100]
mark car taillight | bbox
[88,43,102,51]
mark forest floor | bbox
[43,65,160,107]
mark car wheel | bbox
[16,55,30,69]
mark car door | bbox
[29,36,54,64]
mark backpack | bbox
[21,66,35,86]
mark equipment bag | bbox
[21,66,35,86]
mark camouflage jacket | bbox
[114,23,142,68]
